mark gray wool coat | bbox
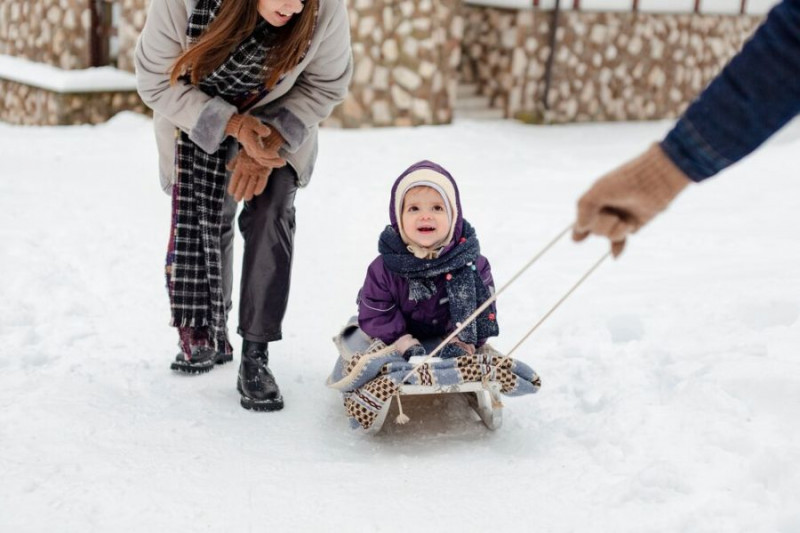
[134,0,353,193]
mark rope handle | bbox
[506,250,610,357]
[398,223,573,383]
[392,223,609,425]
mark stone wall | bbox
[2,0,766,127]
[116,0,464,128]
[0,0,91,69]
[460,6,762,123]
[324,0,463,127]
[0,79,149,125]
[119,0,463,127]
[117,0,149,72]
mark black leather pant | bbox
[220,164,298,343]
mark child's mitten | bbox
[439,339,475,359]
[402,343,426,361]
[395,333,423,360]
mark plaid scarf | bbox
[167,0,280,355]
[378,220,499,344]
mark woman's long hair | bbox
[170,0,318,89]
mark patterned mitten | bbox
[394,333,421,359]
[439,339,476,359]
[402,343,426,361]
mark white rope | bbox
[505,250,610,357]
[398,223,573,385]
[391,223,609,424]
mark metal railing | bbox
[532,0,751,14]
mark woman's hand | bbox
[227,151,269,202]
[225,114,285,167]
[226,129,287,202]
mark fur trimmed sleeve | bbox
[253,0,353,152]
[134,0,236,153]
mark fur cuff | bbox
[189,97,237,154]
[259,108,308,153]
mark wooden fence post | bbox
[542,0,561,111]
[88,0,117,67]
[89,0,102,66]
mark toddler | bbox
[357,160,499,359]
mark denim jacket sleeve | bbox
[660,0,800,182]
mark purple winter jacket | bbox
[357,160,497,345]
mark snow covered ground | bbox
[1,113,798,532]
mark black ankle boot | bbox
[237,340,284,411]
[171,346,233,374]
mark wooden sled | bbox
[329,317,505,434]
[366,379,503,434]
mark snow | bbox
[0,54,137,93]
[1,112,799,532]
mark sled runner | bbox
[327,317,540,433]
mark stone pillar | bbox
[118,0,149,72]
[0,0,92,69]
[325,0,463,127]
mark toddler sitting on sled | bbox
[357,160,499,360]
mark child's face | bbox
[401,186,449,249]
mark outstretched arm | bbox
[573,0,800,256]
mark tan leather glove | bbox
[226,130,287,202]
[260,128,286,166]
[226,151,269,202]
[225,114,284,168]
[573,143,691,257]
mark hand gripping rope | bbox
[392,224,611,424]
